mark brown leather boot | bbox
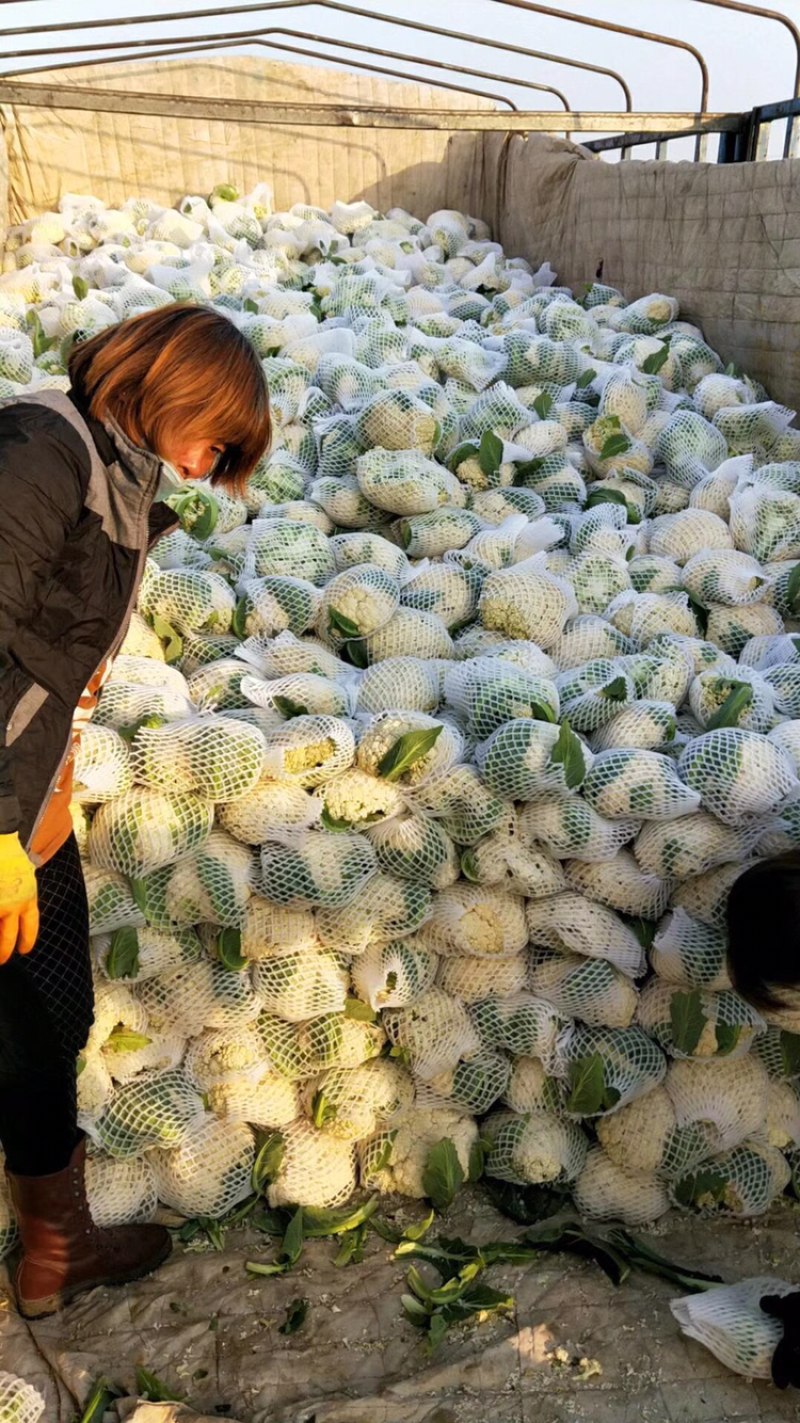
[5,1135,172,1319]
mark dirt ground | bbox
[3,1190,800,1423]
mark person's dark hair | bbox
[726,852,800,1011]
[68,304,271,490]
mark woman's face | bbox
[158,435,225,481]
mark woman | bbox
[0,303,271,1318]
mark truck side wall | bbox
[0,56,490,231]
[480,133,800,411]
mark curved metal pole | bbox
[483,0,709,157]
[0,1,633,111]
[0,29,575,114]
[691,0,800,156]
[2,36,522,112]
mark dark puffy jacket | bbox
[0,386,178,854]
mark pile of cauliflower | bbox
[1,184,800,1243]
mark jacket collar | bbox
[67,386,162,487]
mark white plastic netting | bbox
[23,188,800,1232]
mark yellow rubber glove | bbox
[0,832,38,965]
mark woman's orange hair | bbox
[68,304,271,490]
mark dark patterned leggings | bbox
[0,834,95,1175]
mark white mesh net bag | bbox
[85,865,146,935]
[502,1055,566,1116]
[636,980,765,1061]
[88,788,214,877]
[678,729,800,826]
[670,1276,797,1380]
[763,1079,800,1150]
[415,883,528,959]
[0,1173,17,1263]
[239,631,348,681]
[131,714,265,803]
[330,530,409,578]
[317,870,434,953]
[90,1069,205,1159]
[261,715,356,788]
[313,769,403,833]
[219,777,320,844]
[351,938,439,1011]
[234,576,321,639]
[729,484,800,563]
[572,1146,671,1225]
[301,1059,414,1141]
[483,1108,587,1186]
[240,897,317,963]
[671,859,753,930]
[665,1054,770,1152]
[136,957,261,1036]
[475,719,592,802]
[549,615,634,671]
[317,564,401,643]
[649,909,731,990]
[356,657,440,714]
[256,1010,386,1081]
[72,724,131,803]
[682,548,770,609]
[554,659,636,735]
[364,819,458,882]
[622,644,696,704]
[155,832,254,929]
[564,850,672,919]
[706,602,785,658]
[753,1026,800,1083]
[470,992,561,1065]
[596,1084,717,1180]
[251,947,351,1022]
[266,1120,357,1209]
[423,1048,511,1115]
[244,519,335,585]
[138,567,236,634]
[405,763,514,846]
[634,812,763,883]
[581,748,702,821]
[358,1104,479,1198]
[526,893,646,978]
[670,1142,789,1217]
[590,700,677,753]
[444,661,559,740]
[517,794,640,863]
[85,1152,158,1227]
[356,712,461,789]
[361,607,454,662]
[382,987,481,1080]
[437,952,527,1004]
[649,509,734,565]
[0,1373,46,1423]
[94,923,201,983]
[355,448,462,514]
[558,1024,667,1115]
[479,556,578,648]
[459,831,567,900]
[527,949,639,1029]
[183,1022,268,1090]
[93,679,195,732]
[152,1118,255,1218]
[259,830,377,909]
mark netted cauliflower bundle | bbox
[359,1106,479,1197]
[483,1108,587,1187]
[572,1146,670,1225]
